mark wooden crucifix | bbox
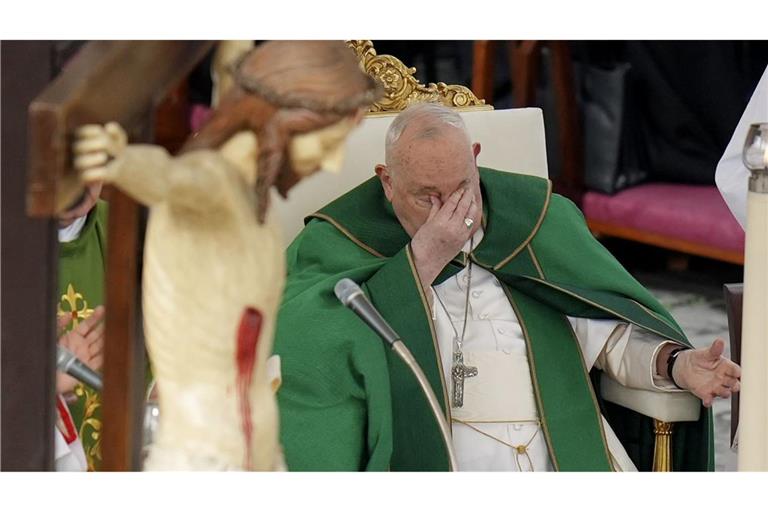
[23,40,213,470]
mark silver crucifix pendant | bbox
[451,351,478,408]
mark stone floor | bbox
[610,240,744,472]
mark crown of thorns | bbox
[230,51,383,116]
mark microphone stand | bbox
[390,339,458,472]
[334,278,458,471]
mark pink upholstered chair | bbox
[583,184,745,265]
[472,40,745,267]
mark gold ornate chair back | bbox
[345,40,489,114]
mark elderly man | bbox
[275,102,740,471]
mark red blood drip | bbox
[236,307,263,470]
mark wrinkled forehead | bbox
[397,116,470,147]
[396,129,474,173]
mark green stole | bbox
[276,168,712,471]
[58,200,108,471]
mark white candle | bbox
[738,189,768,470]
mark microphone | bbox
[334,278,458,471]
[334,278,400,346]
[56,346,103,391]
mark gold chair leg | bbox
[652,419,674,471]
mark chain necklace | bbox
[432,236,478,408]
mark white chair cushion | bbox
[601,374,701,423]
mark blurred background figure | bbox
[716,64,768,229]
[55,181,108,471]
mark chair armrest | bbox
[600,374,700,423]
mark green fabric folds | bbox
[275,168,713,471]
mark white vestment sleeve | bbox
[567,317,694,472]
[54,428,88,471]
[568,317,684,392]
[54,395,88,471]
[715,64,768,229]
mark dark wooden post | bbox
[471,40,583,203]
[101,186,145,470]
[724,283,744,446]
[510,41,540,107]
[472,41,497,102]
[1,41,59,471]
[548,41,584,203]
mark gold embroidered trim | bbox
[630,299,686,341]
[503,285,560,471]
[73,383,102,470]
[493,180,553,271]
[523,276,683,343]
[527,244,545,280]
[405,245,453,435]
[58,283,94,328]
[308,213,385,259]
[561,316,616,471]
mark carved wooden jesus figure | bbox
[73,41,380,470]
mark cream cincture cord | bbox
[454,418,541,471]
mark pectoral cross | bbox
[451,351,478,408]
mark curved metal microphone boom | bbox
[334,278,458,471]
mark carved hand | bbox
[73,122,128,183]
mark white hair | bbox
[384,102,470,168]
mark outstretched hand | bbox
[673,339,741,408]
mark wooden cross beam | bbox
[26,40,214,470]
[28,40,214,217]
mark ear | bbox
[472,142,482,161]
[375,164,394,201]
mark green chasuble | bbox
[58,200,108,471]
[274,168,713,472]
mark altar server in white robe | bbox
[716,65,768,229]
